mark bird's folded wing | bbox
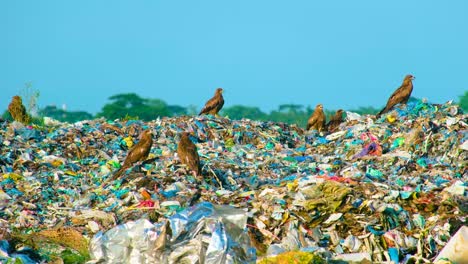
[200,97,219,113]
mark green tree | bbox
[40,105,93,123]
[97,93,187,121]
[459,91,468,112]
[98,93,153,120]
[222,105,268,120]
[269,104,309,127]
[168,104,188,116]
[349,106,380,115]
[147,98,172,117]
[278,104,304,113]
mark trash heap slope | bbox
[0,99,466,263]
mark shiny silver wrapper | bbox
[88,202,256,264]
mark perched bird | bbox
[306,104,326,132]
[199,88,224,116]
[177,132,201,176]
[109,129,153,181]
[377,75,415,118]
[8,95,30,124]
[327,109,344,132]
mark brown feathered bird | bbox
[306,104,326,131]
[8,95,30,124]
[199,88,224,116]
[327,109,344,132]
[177,132,201,176]
[377,74,415,117]
[110,129,153,181]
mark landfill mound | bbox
[0,100,466,263]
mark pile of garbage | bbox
[0,99,466,263]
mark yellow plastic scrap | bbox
[3,173,24,182]
[94,187,105,195]
[64,170,78,176]
[387,114,397,123]
[239,191,255,197]
[258,251,325,264]
[106,160,121,169]
[301,181,351,212]
[123,137,134,148]
[225,138,235,148]
[51,159,64,167]
[287,179,298,192]
[281,211,290,225]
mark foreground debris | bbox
[0,99,466,263]
[88,202,255,264]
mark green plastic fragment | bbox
[395,178,405,187]
[416,158,427,168]
[265,142,275,150]
[392,137,405,148]
[225,138,235,148]
[366,168,383,178]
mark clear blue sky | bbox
[2,0,467,114]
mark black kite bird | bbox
[327,109,344,132]
[199,88,224,116]
[177,132,201,176]
[376,74,415,118]
[306,104,326,132]
[110,129,153,181]
[8,95,30,124]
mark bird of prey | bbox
[177,132,201,176]
[376,74,415,118]
[199,88,224,116]
[327,109,344,132]
[110,129,153,181]
[8,95,30,124]
[306,104,326,132]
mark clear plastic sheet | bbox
[88,202,256,264]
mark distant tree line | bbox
[3,91,467,127]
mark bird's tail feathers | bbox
[110,165,127,182]
[376,107,387,118]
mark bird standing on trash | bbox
[306,104,326,132]
[177,132,201,177]
[376,74,415,118]
[327,109,344,132]
[8,95,30,124]
[199,88,224,116]
[109,129,153,181]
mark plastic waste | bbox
[434,226,468,264]
[88,202,256,264]
[0,100,465,262]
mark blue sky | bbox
[2,1,467,114]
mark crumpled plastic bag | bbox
[298,181,351,212]
[88,202,256,264]
[434,226,468,264]
[353,141,382,159]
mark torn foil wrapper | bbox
[88,202,256,264]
